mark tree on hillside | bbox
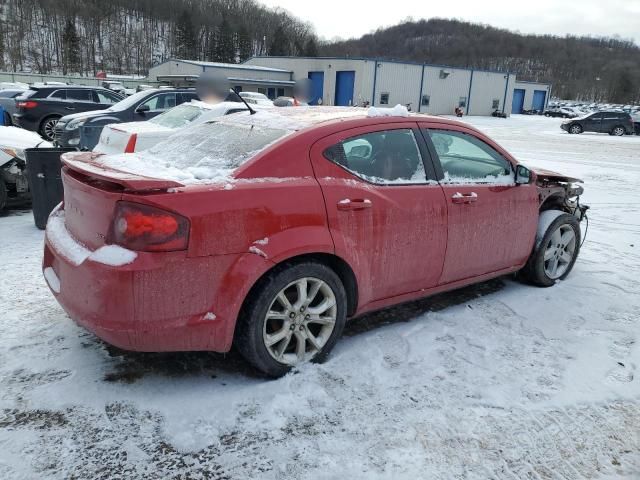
[62,19,81,75]
[269,26,289,56]
[215,16,235,63]
[303,37,318,57]
[237,24,253,62]
[174,9,197,60]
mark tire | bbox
[521,211,581,287]
[544,113,550,117]
[0,181,7,211]
[611,126,625,136]
[38,116,60,141]
[235,261,348,377]
[3,112,11,126]
[568,124,582,134]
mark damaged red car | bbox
[43,107,588,377]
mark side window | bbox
[380,93,390,105]
[324,129,428,184]
[492,99,500,109]
[421,95,430,107]
[180,92,198,103]
[95,90,120,104]
[458,97,467,108]
[140,93,177,112]
[49,90,66,99]
[66,89,93,102]
[427,129,513,183]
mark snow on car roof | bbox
[216,106,371,131]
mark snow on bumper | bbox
[42,210,236,352]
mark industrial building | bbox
[147,57,551,116]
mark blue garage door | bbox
[512,89,525,114]
[532,90,546,111]
[308,71,324,105]
[335,71,355,106]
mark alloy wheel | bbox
[262,277,337,366]
[42,118,58,140]
[543,224,577,279]
[613,127,625,136]
[569,125,581,134]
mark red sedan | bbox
[43,107,588,377]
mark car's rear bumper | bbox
[42,212,239,352]
[11,113,37,132]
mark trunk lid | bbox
[61,151,183,250]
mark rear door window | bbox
[48,90,66,100]
[66,90,94,102]
[95,90,122,104]
[323,129,428,184]
[140,93,178,112]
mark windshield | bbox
[149,104,205,128]
[106,89,159,112]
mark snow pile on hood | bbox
[367,104,410,118]
[0,126,51,149]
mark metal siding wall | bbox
[374,62,423,110]
[246,57,374,106]
[468,71,511,116]
[421,66,472,115]
[515,82,551,111]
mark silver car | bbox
[0,89,28,125]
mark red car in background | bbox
[43,107,588,377]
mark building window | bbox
[421,95,430,107]
[492,99,500,109]
[234,85,243,92]
[258,88,267,94]
[458,97,467,108]
[277,88,285,97]
[380,92,389,105]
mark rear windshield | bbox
[149,104,205,128]
[146,122,289,171]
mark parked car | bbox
[273,96,308,107]
[239,91,274,106]
[544,107,579,118]
[43,107,588,377]
[0,88,28,125]
[93,100,249,154]
[0,126,52,211]
[102,81,126,96]
[54,88,198,148]
[561,111,635,136]
[12,86,125,141]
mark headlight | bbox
[66,118,89,130]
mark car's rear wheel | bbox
[3,112,11,126]
[569,124,582,134]
[521,212,581,287]
[39,116,60,141]
[611,126,625,136]
[235,262,347,377]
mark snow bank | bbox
[46,210,137,267]
[367,104,410,118]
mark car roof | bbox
[216,105,466,133]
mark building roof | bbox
[166,59,291,73]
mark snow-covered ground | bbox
[0,115,639,479]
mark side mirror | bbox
[136,104,150,113]
[515,165,532,185]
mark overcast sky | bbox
[257,0,639,44]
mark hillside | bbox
[321,19,640,103]
[0,0,318,77]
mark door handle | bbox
[451,192,478,204]
[64,107,75,111]
[337,198,372,211]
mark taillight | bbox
[124,133,137,153]
[110,201,189,252]
[17,100,38,109]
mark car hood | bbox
[531,167,582,183]
[106,121,172,135]
[59,109,111,123]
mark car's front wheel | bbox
[236,262,347,377]
[39,116,60,141]
[569,124,583,134]
[521,211,581,287]
[611,126,626,136]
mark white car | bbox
[94,101,250,154]
[0,126,52,210]
[239,91,274,106]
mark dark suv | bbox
[54,88,198,148]
[561,111,635,136]
[13,86,124,140]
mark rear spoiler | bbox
[61,151,184,191]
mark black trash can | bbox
[25,148,76,230]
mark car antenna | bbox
[230,87,256,115]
